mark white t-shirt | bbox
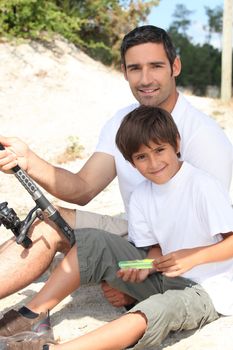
[95,93,233,214]
[128,162,233,315]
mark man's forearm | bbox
[26,150,91,204]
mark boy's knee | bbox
[129,294,185,349]
[76,228,118,284]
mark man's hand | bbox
[153,248,199,277]
[0,136,29,172]
[101,281,136,307]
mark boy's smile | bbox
[132,140,181,184]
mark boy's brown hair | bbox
[116,105,180,164]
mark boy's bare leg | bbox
[0,207,75,299]
[25,244,80,313]
[50,312,147,350]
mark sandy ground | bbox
[0,37,233,349]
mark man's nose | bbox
[140,68,152,85]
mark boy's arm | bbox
[154,232,233,278]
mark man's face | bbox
[122,43,181,112]
[132,140,181,185]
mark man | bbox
[0,25,232,336]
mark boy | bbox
[3,105,233,350]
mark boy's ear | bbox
[121,64,128,81]
[176,137,181,154]
[172,57,181,78]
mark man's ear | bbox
[121,64,128,81]
[172,56,181,78]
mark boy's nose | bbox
[148,155,159,169]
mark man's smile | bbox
[138,86,160,95]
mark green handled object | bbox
[118,259,154,269]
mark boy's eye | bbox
[135,154,146,161]
[155,147,165,154]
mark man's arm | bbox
[0,136,116,205]
[154,232,233,278]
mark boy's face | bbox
[122,42,181,113]
[132,140,181,185]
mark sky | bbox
[148,0,223,48]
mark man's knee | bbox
[76,209,128,236]
[27,211,73,254]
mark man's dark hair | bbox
[120,25,177,71]
[116,105,180,164]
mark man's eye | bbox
[151,63,164,69]
[128,66,140,71]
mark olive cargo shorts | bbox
[74,228,219,349]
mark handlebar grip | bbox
[0,143,20,173]
[49,210,75,246]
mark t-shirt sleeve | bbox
[95,104,139,156]
[198,177,233,237]
[128,187,158,247]
[95,119,116,156]
[184,125,233,191]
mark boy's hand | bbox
[153,248,199,277]
[117,268,150,283]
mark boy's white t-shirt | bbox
[95,94,233,214]
[128,161,233,316]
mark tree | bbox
[168,4,222,96]
[204,6,223,46]
[66,0,160,65]
[169,3,193,38]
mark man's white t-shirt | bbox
[95,93,233,214]
[128,161,233,316]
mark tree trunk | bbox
[221,0,233,102]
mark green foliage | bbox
[0,0,159,66]
[67,0,159,66]
[169,3,193,37]
[0,0,82,42]
[204,6,223,44]
[168,3,223,96]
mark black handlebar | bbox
[0,143,75,247]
